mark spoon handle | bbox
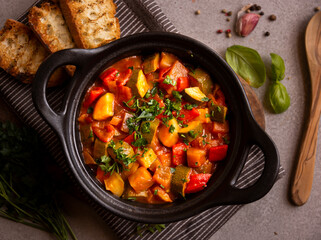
[291,66,321,206]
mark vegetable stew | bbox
[78,52,230,204]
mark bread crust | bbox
[28,1,76,75]
[0,19,66,86]
[60,0,120,49]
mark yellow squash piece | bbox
[93,92,115,120]
[104,172,124,197]
[179,121,203,142]
[158,118,180,147]
[137,148,157,168]
[194,108,212,123]
[128,167,154,193]
[159,52,178,69]
[127,69,149,98]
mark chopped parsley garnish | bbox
[169,124,175,133]
[141,122,151,134]
[108,140,137,166]
[181,178,187,183]
[136,224,166,236]
[184,104,197,110]
[205,113,210,118]
[99,155,121,174]
[172,91,182,101]
[163,75,176,86]
[201,97,210,102]
[128,66,134,70]
[170,167,176,173]
[154,189,158,195]
[188,130,197,138]
[132,134,148,148]
[217,106,222,112]
[160,184,165,189]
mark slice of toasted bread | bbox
[28,1,76,52]
[0,19,66,86]
[60,0,120,49]
[28,1,76,75]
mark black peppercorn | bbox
[259,11,264,16]
[255,5,261,11]
[269,14,277,21]
[264,31,270,37]
[249,5,255,11]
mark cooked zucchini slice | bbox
[188,68,214,95]
[93,139,108,159]
[179,121,203,142]
[142,53,160,74]
[140,118,160,143]
[107,140,135,167]
[209,103,227,123]
[171,165,192,197]
[79,124,94,144]
[183,87,208,105]
[127,69,149,98]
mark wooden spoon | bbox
[291,11,321,206]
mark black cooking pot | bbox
[32,32,279,223]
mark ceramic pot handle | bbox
[212,117,280,205]
[32,49,94,137]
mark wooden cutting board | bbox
[238,76,265,130]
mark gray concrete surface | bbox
[0,0,321,239]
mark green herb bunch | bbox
[0,122,76,240]
[226,45,290,114]
[268,53,290,113]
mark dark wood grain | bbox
[291,11,321,206]
[238,76,265,130]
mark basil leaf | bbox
[226,45,266,88]
[269,81,290,113]
[270,53,285,82]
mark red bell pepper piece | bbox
[208,145,228,162]
[185,173,211,194]
[117,68,132,86]
[96,167,110,183]
[178,108,200,124]
[118,85,133,103]
[214,89,226,106]
[100,68,119,85]
[172,142,189,166]
[83,87,105,107]
[92,124,115,143]
[177,77,190,92]
[159,67,171,80]
[124,132,138,151]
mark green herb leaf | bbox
[170,167,176,173]
[270,53,285,82]
[154,189,158,195]
[128,66,134,70]
[163,75,176,86]
[226,45,266,88]
[141,122,151,134]
[269,81,290,113]
[0,122,77,240]
[201,97,210,102]
[172,91,182,101]
[169,124,175,133]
